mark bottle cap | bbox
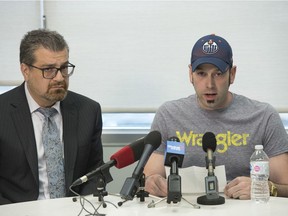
[255,145,263,150]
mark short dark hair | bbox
[20,29,69,64]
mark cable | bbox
[69,186,118,216]
[69,185,99,216]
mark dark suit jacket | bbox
[0,82,104,205]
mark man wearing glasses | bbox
[0,29,104,204]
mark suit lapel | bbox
[61,96,78,190]
[10,85,39,184]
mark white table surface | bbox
[0,193,287,216]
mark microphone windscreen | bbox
[202,132,217,152]
[110,146,135,169]
[168,136,180,142]
[144,130,162,150]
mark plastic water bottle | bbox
[250,145,270,203]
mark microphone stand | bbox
[135,173,149,202]
[148,161,200,209]
[167,159,182,204]
[93,175,108,208]
[118,173,149,206]
[147,196,200,209]
[92,164,114,208]
[197,155,225,205]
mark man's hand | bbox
[145,174,167,197]
[224,176,251,200]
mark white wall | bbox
[1,0,288,194]
[1,1,288,112]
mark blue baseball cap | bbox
[191,34,233,73]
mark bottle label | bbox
[250,161,269,175]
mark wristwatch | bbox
[269,181,278,197]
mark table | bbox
[0,193,287,216]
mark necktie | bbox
[38,107,66,198]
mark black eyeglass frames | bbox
[25,62,75,79]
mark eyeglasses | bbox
[26,62,75,79]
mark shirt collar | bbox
[24,82,61,114]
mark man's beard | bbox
[46,83,68,102]
[207,100,215,104]
[47,89,67,102]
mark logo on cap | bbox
[202,39,218,55]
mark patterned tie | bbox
[38,107,66,198]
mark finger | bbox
[238,194,250,200]
[226,179,238,188]
[155,175,167,196]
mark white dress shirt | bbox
[24,83,63,199]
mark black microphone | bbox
[165,136,185,203]
[197,132,225,205]
[202,132,217,176]
[71,136,147,187]
[119,130,162,201]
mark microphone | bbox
[164,136,185,168]
[71,136,147,187]
[165,136,185,203]
[119,130,162,201]
[197,132,225,205]
[202,132,217,176]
